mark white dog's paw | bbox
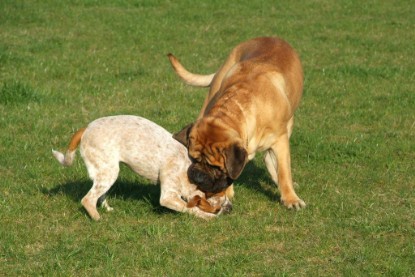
[100,199,114,212]
[190,207,218,220]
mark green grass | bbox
[1,0,414,275]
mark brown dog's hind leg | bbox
[287,117,294,138]
[264,150,279,185]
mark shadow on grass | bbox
[236,161,281,202]
[42,179,173,215]
[43,159,280,218]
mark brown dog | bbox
[169,37,306,209]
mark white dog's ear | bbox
[173,123,193,146]
[224,144,247,180]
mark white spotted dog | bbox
[52,115,233,220]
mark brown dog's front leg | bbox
[269,135,305,210]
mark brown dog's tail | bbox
[167,53,215,87]
[52,128,86,167]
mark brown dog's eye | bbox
[188,151,202,162]
[211,164,222,171]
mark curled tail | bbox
[167,53,215,87]
[52,128,86,167]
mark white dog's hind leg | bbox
[82,166,119,220]
[81,192,101,221]
[82,180,114,220]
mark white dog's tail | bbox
[167,53,215,87]
[52,128,86,167]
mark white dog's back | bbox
[80,116,187,182]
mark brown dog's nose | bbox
[188,163,234,193]
[188,164,214,190]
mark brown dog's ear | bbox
[173,123,193,146]
[224,144,247,180]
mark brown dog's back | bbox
[168,37,303,118]
[208,37,303,114]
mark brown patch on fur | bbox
[187,192,224,214]
[68,128,86,152]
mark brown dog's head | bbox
[174,120,247,193]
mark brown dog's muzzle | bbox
[188,162,233,193]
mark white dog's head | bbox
[187,190,232,215]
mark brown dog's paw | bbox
[281,197,306,210]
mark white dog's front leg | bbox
[159,190,216,220]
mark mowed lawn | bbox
[0,0,414,275]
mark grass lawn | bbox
[0,0,414,275]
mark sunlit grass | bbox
[0,0,414,275]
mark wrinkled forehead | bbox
[187,130,203,155]
[188,133,224,165]
[188,121,220,147]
